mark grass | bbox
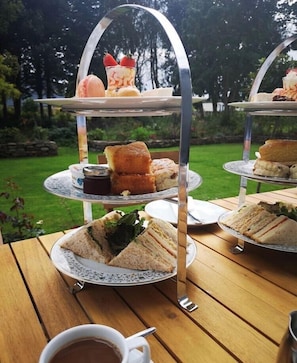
[0,144,284,239]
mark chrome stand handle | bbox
[248,35,297,100]
[233,36,297,254]
[75,4,198,311]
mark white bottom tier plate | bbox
[218,211,297,253]
[51,229,197,286]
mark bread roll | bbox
[104,141,152,174]
[259,139,297,163]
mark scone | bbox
[152,158,179,191]
[104,141,152,174]
[253,159,290,178]
[290,164,297,179]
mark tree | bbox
[276,0,297,39]
[167,0,283,117]
[0,53,21,124]
[1,0,297,127]
[0,0,23,37]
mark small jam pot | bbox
[83,166,111,195]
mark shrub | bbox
[0,127,26,143]
[48,125,77,146]
[0,178,45,243]
[88,128,105,140]
[31,126,49,141]
[130,126,154,141]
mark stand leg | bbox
[231,239,245,254]
[69,280,85,294]
[76,115,93,222]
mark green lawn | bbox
[0,144,283,239]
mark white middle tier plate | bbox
[223,160,297,185]
[44,169,202,205]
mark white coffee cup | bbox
[39,324,151,363]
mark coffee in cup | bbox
[49,337,121,363]
[39,324,151,363]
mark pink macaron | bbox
[76,74,105,97]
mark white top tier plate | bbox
[36,96,206,117]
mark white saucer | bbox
[145,198,227,226]
[129,349,154,363]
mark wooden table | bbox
[1,188,297,363]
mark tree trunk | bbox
[13,98,21,121]
[1,94,8,121]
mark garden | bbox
[1,105,294,243]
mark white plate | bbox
[223,160,297,185]
[228,101,297,116]
[36,96,206,117]
[145,199,227,226]
[129,349,153,363]
[43,169,202,205]
[50,229,197,286]
[218,211,297,253]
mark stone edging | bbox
[0,141,58,158]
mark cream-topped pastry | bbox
[282,69,297,100]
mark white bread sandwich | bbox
[108,218,178,272]
[220,202,297,246]
[60,210,122,263]
[61,211,181,272]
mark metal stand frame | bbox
[231,35,297,254]
[73,4,198,311]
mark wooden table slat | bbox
[1,188,297,363]
[117,284,237,363]
[12,238,91,339]
[0,244,47,362]
[158,278,278,363]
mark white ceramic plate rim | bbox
[50,228,197,286]
[228,101,297,110]
[218,211,297,253]
[36,95,205,109]
[145,199,227,226]
[43,169,202,204]
[223,160,297,185]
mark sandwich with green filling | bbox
[60,210,180,272]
